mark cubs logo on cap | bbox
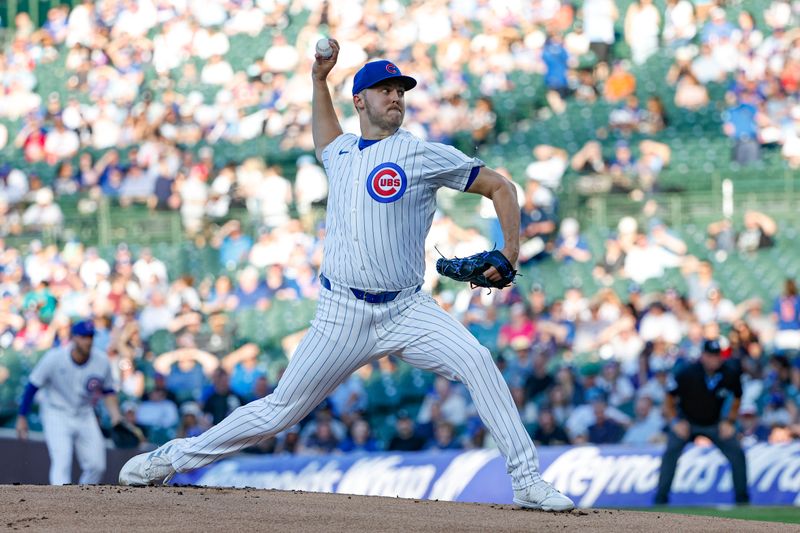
[71,319,95,337]
[366,162,407,203]
[352,60,417,95]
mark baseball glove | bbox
[436,249,517,289]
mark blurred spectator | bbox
[388,413,427,452]
[525,145,568,191]
[136,380,180,435]
[117,401,150,449]
[294,155,328,231]
[525,355,555,405]
[138,290,174,340]
[662,0,696,47]
[581,0,619,79]
[586,392,627,444]
[623,233,680,286]
[603,61,636,103]
[329,373,367,425]
[622,395,665,445]
[640,302,682,345]
[542,32,571,114]
[265,264,302,301]
[571,140,611,194]
[257,166,293,229]
[566,387,630,442]
[723,91,761,165]
[532,408,570,446]
[598,360,634,408]
[773,279,800,351]
[339,419,379,453]
[737,211,777,254]
[639,96,668,135]
[230,266,270,311]
[498,303,536,352]
[709,211,777,258]
[470,97,497,147]
[177,401,208,438]
[553,218,592,264]
[300,418,340,455]
[220,343,265,401]
[781,107,800,168]
[202,368,243,425]
[153,339,219,403]
[426,421,460,451]
[695,288,739,325]
[702,7,735,44]
[22,188,63,232]
[213,220,253,270]
[0,166,29,205]
[674,71,709,110]
[417,376,469,429]
[43,117,80,164]
[624,0,661,65]
[518,182,556,264]
[739,405,770,446]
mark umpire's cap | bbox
[71,319,95,337]
[352,60,417,95]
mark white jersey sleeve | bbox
[321,133,358,171]
[28,350,56,388]
[421,141,484,191]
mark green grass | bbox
[637,506,800,524]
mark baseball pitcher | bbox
[119,39,573,511]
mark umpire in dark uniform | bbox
[654,339,749,505]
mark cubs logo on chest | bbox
[366,162,407,203]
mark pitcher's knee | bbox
[459,346,498,381]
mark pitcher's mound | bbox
[0,485,789,532]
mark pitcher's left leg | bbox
[381,293,572,509]
[379,293,575,511]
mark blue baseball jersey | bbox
[320,129,484,291]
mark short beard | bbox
[363,95,403,131]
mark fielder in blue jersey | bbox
[120,39,574,511]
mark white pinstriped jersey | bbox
[320,129,483,291]
[28,343,114,415]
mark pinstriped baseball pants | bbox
[167,282,540,490]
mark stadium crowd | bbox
[1,0,800,454]
[2,199,799,454]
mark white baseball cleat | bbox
[513,476,575,512]
[118,445,176,486]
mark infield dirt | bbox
[1,485,796,532]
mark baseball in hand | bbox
[316,38,333,59]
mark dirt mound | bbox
[0,485,792,532]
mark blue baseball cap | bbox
[71,320,95,337]
[352,60,417,96]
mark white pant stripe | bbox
[169,288,540,489]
